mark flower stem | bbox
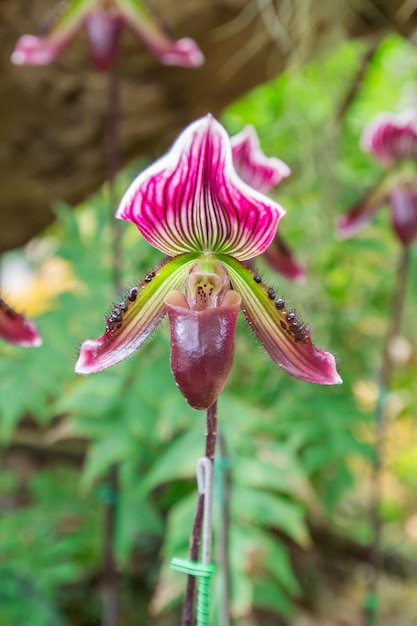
[205,401,218,464]
[101,68,122,626]
[102,464,120,626]
[107,69,122,289]
[335,41,380,124]
[365,244,410,626]
[182,401,218,626]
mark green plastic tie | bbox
[364,591,378,626]
[170,558,215,626]
[96,484,117,505]
[214,457,232,471]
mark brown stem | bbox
[102,464,120,626]
[107,69,122,291]
[205,401,218,463]
[182,401,218,626]
[365,245,410,626]
[101,69,122,626]
[335,41,380,125]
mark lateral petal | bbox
[0,298,42,348]
[216,255,342,385]
[116,0,204,67]
[75,253,199,374]
[336,175,391,239]
[11,0,95,65]
[117,115,285,260]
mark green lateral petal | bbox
[216,254,342,385]
[75,253,199,374]
[116,0,204,67]
[11,0,95,65]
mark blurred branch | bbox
[334,40,381,125]
[102,464,120,626]
[366,245,411,626]
[308,517,417,581]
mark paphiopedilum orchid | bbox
[11,0,204,71]
[75,114,341,409]
[231,125,306,282]
[0,297,42,348]
[337,109,417,247]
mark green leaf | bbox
[80,430,137,489]
[142,427,203,491]
[253,578,294,617]
[231,486,309,546]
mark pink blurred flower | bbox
[362,109,417,166]
[11,0,204,71]
[337,110,417,246]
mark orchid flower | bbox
[231,125,306,282]
[337,110,417,247]
[75,115,341,409]
[0,297,42,347]
[11,0,204,71]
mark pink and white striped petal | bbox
[116,0,204,67]
[75,253,199,374]
[0,298,42,348]
[361,110,417,166]
[231,125,291,193]
[117,115,285,261]
[11,0,95,66]
[215,255,342,386]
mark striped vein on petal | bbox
[117,114,285,261]
[75,253,199,374]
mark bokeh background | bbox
[1,2,417,625]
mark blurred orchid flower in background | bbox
[0,297,42,347]
[337,109,417,246]
[231,125,306,281]
[11,0,204,71]
[75,114,341,409]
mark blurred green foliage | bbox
[1,33,417,625]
